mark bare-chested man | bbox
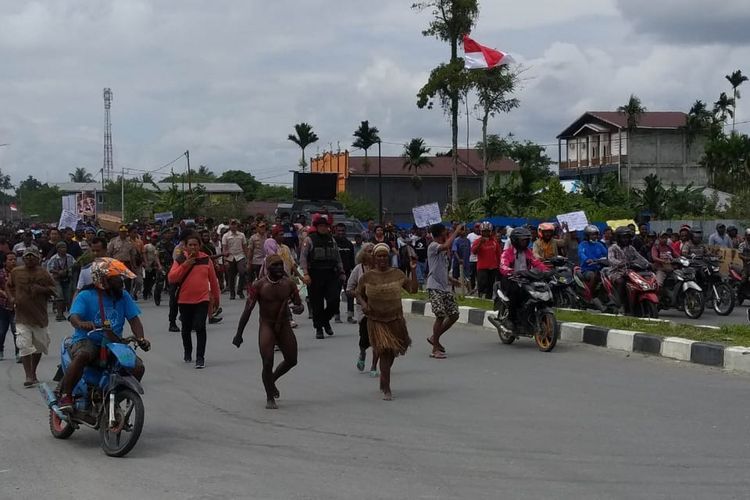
[233,255,304,409]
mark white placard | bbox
[58,209,80,231]
[154,211,173,224]
[412,202,442,228]
[556,210,589,232]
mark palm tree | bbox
[714,92,735,124]
[194,165,216,181]
[725,70,748,132]
[402,138,433,202]
[617,94,647,187]
[69,167,94,183]
[352,120,380,192]
[287,123,319,172]
[141,173,154,184]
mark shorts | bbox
[69,338,144,370]
[16,323,50,357]
[427,289,458,318]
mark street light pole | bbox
[378,140,383,225]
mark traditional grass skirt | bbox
[367,317,411,356]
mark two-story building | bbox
[556,111,707,188]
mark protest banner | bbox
[412,202,442,228]
[154,211,173,224]
[57,209,80,231]
[606,219,635,229]
[556,211,589,231]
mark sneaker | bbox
[195,359,205,369]
[15,354,21,364]
[347,315,357,324]
[334,314,342,324]
[208,316,223,324]
[315,328,325,340]
[290,320,298,329]
[230,295,236,300]
[57,394,74,412]
[324,324,334,336]
[214,307,223,316]
[0,352,4,361]
[169,323,180,333]
[238,292,245,299]
[184,355,192,363]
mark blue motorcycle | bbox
[39,328,149,457]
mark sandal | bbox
[426,337,446,353]
[356,356,365,372]
[369,369,379,377]
[429,351,447,359]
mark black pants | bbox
[500,276,523,322]
[179,301,209,361]
[469,262,478,291]
[226,259,247,298]
[168,284,179,324]
[477,269,499,299]
[309,269,340,329]
[143,269,156,299]
[358,317,370,351]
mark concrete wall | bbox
[626,130,708,188]
[347,176,485,223]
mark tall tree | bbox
[402,138,434,202]
[617,94,647,186]
[69,167,95,183]
[470,66,519,194]
[413,0,479,207]
[287,123,319,172]
[352,120,381,194]
[726,69,748,132]
[714,92,735,124]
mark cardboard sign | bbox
[412,202,442,228]
[556,211,589,231]
[154,211,173,224]
[57,209,80,231]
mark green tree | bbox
[726,70,748,132]
[402,138,434,202]
[470,66,519,194]
[617,94,647,187]
[714,92,735,124]
[104,177,156,222]
[0,168,12,190]
[141,172,155,184]
[193,165,216,182]
[216,170,262,201]
[255,184,293,202]
[288,123,319,172]
[69,167,95,183]
[352,120,381,193]
[701,132,750,192]
[413,0,479,207]
[17,176,63,221]
[336,191,377,220]
[632,174,666,218]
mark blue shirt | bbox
[69,288,141,345]
[578,240,608,273]
[452,236,471,269]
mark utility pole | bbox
[120,165,125,222]
[378,140,383,225]
[185,150,192,192]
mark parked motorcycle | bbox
[572,258,617,313]
[728,265,750,306]
[690,256,735,316]
[487,269,559,352]
[545,256,578,308]
[600,261,659,318]
[39,328,149,457]
[657,256,704,319]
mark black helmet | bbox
[728,225,738,234]
[691,228,703,242]
[510,227,531,249]
[614,226,634,246]
[648,230,658,238]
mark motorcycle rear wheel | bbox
[683,289,705,319]
[49,409,75,439]
[99,388,145,458]
[535,312,558,352]
[712,283,735,316]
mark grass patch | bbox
[403,291,750,346]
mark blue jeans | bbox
[0,308,17,356]
[415,261,427,285]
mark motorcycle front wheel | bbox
[99,388,145,458]
[712,283,735,316]
[49,409,75,439]
[641,301,659,319]
[495,301,516,344]
[535,312,558,352]
[682,289,705,319]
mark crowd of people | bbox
[1,213,749,408]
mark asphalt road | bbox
[2,297,750,500]
[658,303,749,327]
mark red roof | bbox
[558,111,688,139]
[349,148,518,177]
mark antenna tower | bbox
[103,88,113,182]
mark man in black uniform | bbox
[300,214,345,339]
[157,228,178,331]
[333,222,356,324]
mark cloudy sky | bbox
[0,0,749,187]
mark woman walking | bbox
[356,243,417,400]
[168,234,220,369]
[346,243,378,375]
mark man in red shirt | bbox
[471,222,502,299]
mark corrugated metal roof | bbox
[51,182,243,193]
[349,148,519,177]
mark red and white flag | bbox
[462,35,513,69]
[9,203,17,212]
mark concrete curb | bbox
[404,299,750,375]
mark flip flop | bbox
[23,380,38,388]
[426,337,446,353]
[429,351,447,359]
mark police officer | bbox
[300,214,345,339]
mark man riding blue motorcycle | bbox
[57,258,150,412]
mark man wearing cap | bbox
[12,231,38,259]
[300,213,346,339]
[222,219,248,300]
[7,248,56,387]
[107,225,137,292]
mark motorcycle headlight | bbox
[529,290,551,301]
[641,282,652,290]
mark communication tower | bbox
[103,88,113,181]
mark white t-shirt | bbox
[467,232,481,263]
